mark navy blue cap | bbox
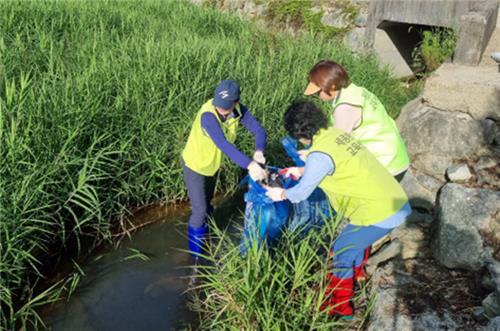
[213,80,240,109]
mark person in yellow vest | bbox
[265,101,411,320]
[304,60,409,180]
[304,60,410,280]
[182,80,267,257]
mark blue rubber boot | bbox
[188,223,208,258]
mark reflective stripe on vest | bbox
[182,99,240,176]
[332,83,410,175]
[309,127,408,226]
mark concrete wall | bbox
[365,0,500,65]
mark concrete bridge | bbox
[366,0,499,68]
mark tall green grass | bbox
[190,215,374,330]
[0,0,417,328]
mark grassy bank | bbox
[190,214,374,330]
[0,0,417,328]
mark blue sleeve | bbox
[239,105,266,152]
[201,112,252,169]
[285,152,335,203]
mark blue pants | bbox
[332,202,411,279]
[182,161,217,228]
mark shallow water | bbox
[41,194,244,331]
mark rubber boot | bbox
[354,246,371,282]
[320,273,354,320]
[188,223,208,258]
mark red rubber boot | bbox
[320,273,354,320]
[354,246,371,282]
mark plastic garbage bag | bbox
[239,137,333,255]
[281,136,332,234]
[239,168,291,255]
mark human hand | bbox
[278,167,304,180]
[297,150,308,162]
[253,150,266,165]
[247,160,267,181]
[265,186,286,201]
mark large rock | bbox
[484,316,500,330]
[402,106,495,162]
[412,154,453,180]
[366,225,429,274]
[389,220,427,260]
[432,184,500,270]
[368,260,465,331]
[482,291,500,318]
[400,168,443,210]
[423,63,500,120]
[343,27,367,52]
[321,9,351,29]
[486,259,500,293]
[396,96,422,133]
[367,288,414,331]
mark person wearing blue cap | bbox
[182,80,267,258]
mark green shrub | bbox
[412,27,456,73]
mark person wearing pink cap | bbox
[303,60,410,282]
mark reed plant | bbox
[0,0,416,328]
[189,213,373,330]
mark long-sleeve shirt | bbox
[201,104,266,168]
[285,152,334,203]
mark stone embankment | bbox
[367,28,500,330]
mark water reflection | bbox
[41,193,244,331]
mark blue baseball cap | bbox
[213,80,240,109]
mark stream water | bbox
[40,194,244,331]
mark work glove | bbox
[278,167,304,180]
[265,187,286,201]
[297,149,308,162]
[253,150,266,165]
[247,160,267,182]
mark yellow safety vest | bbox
[309,127,408,226]
[182,99,240,176]
[332,83,410,175]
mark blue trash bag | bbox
[281,136,332,234]
[239,137,333,255]
[280,136,305,167]
[239,171,292,255]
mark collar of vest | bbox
[311,128,329,145]
[332,83,363,109]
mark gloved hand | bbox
[247,160,267,182]
[265,186,286,201]
[278,167,304,180]
[253,150,266,165]
[297,149,308,162]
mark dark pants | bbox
[182,162,217,228]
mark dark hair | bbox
[308,60,350,96]
[284,101,328,140]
